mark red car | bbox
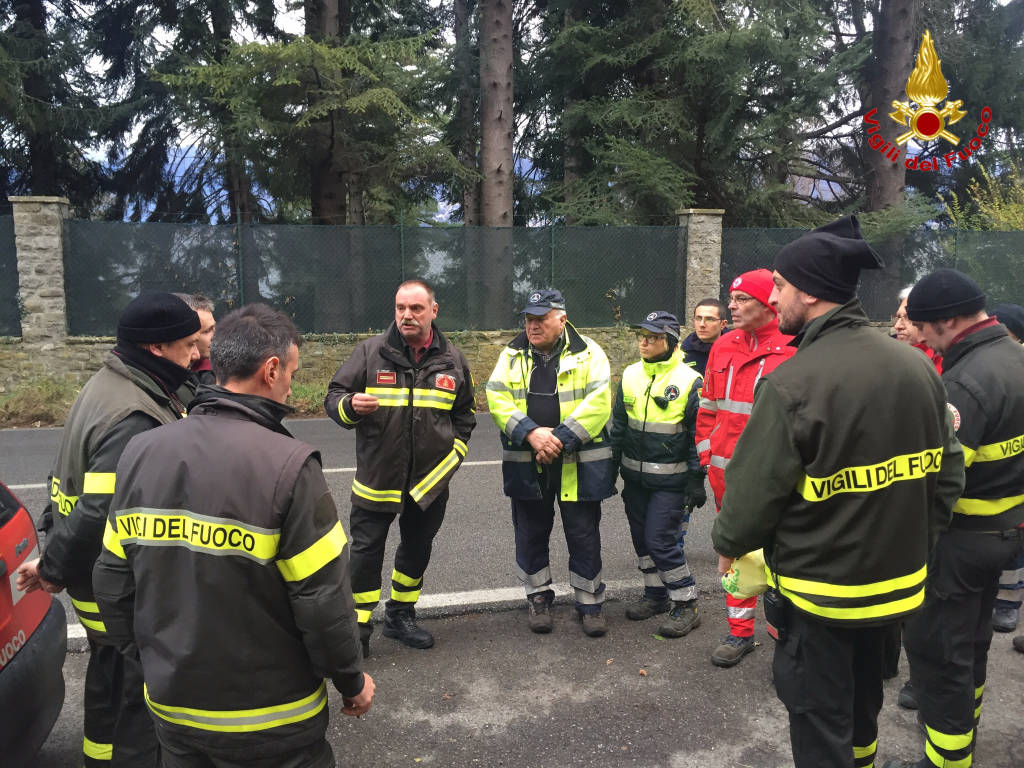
[0,481,66,768]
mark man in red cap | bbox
[695,268,796,667]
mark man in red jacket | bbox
[696,268,796,667]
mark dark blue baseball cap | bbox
[631,310,680,339]
[521,289,567,316]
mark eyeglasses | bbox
[729,295,757,305]
[636,333,667,343]
[891,313,909,324]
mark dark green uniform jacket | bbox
[93,389,364,761]
[324,322,476,513]
[609,353,704,495]
[941,320,1024,530]
[40,351,187,639]
[712,300,965,626]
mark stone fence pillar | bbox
[11,196,70,346]
[677,208,725,321]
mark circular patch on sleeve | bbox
[946,402,961,432]
[663,384,681,401]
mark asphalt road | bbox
[5,420,1024,767]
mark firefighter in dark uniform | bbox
[93,304,373,768]
[485,289,616,637]
[711,216,965,768]
[17,292,201,768]
[324,279,475,656]
[610,310,706,637]
[884,270,1024,768]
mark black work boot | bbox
[658,600,701,638]
[897,680,919,710]
[624,595,672,621]
[527,593,553,634]
[382,610,435,649]
[359,623,372,658]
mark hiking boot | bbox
[625,596,672,621]
[1014,635,1024,653]
[382,611,434,649]
[658,600,701,638]
[359,623,372,659]
[710,634,755,667]
[897,680,919,710]
[527,593,553,634]
[992,605,1020,632]
[580,610,607,637]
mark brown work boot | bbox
[658,600,701,638]
[624,595,672,621]
[710,634,755,667]
[580,609,607,637]
[527,593,553,634]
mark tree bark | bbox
[861,0,917,211]
[478,0,514,326]
[454,0,480,226]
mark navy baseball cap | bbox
[631,310,680,339]
[521,289,566,316]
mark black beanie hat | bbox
[991,303,1024,341]
[774,215,884,303]
[906,269,986,322]
[117,292,201,343]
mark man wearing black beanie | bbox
[16,291,200,768]
[711,216,965,768]
[886,270,1024,768]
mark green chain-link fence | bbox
[722,228,1024,320]
[62,222,687,335]
[55,220,1024,335]
[0,216,19,336]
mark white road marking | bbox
[66,579,639,643]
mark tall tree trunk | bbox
[17,0,58,195]
[478,0,514,325]
[861,0,917,212]
[454,0,480,226]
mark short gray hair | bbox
[897,285,914,302]
[211,304,301,383]
[173,292,215,314]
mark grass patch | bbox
[288,380,328,416]
[0,375,80,428]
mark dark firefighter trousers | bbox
[904,526,1024,768]
[772,605,898,768]
[157,730,334,768]
[84,638,159,767]
[349,489,448,625]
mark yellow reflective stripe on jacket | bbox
[145,682,327,733]
[771,564,927,599]
[409,442,465,503]
[50,477,78,517]
[71,597,101,613]
[276,522,347,582]
[71,597,108,633]
[961,432,1024,467]
[102,519,126,559]
[412,388,457,410]
[338,397,358,425]
[366,386,410,406]
[83,472,116,494]
[796,448,943,502]
[352,479,403,504]
[953,493,1024,517]
[113,508,280,564]
[83,736,113,761]
[777,583,924,621]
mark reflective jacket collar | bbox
[188,386,295,437]
[942,321,1009,371]
[640,354,678,378]
[507,321,587,357]
[791,298,868,351]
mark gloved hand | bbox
[684,470,707,510]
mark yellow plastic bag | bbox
[720,549,768,599]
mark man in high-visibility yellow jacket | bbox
[486,289,616,637]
